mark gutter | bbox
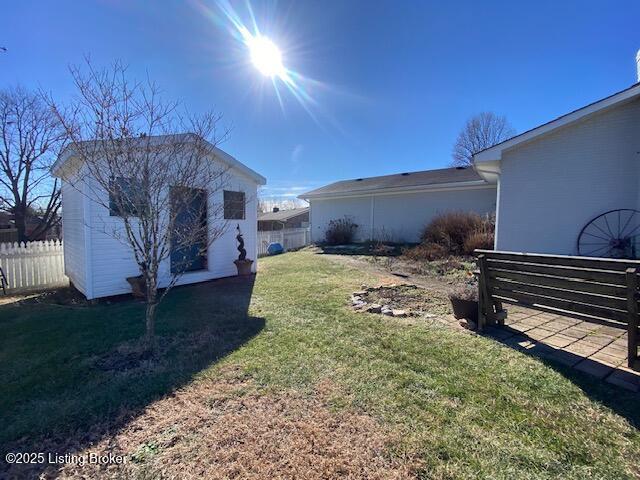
[299,180,494,201]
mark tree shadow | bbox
[317,242,408,257]
[482,325,640,428]
[0,274,263,478]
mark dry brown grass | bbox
[20,370,415,479]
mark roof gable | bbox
[52,134,266,185]
[474,82,640,165]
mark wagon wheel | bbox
[577,209,640,259]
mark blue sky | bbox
[2,0,639,199]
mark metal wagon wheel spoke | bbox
[577,209,640,259]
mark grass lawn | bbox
[2,251,640,478]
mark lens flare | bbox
[193,0,350,132]
[247,35,285,77]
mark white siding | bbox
[60,177,87,295]
[496,97,640,255]
[56,149,261,300]
[309,186,497,243]
[85,171,259,299]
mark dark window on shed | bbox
[109,177,146,217]
[224,190,245,220]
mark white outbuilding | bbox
[52,135,266,300]
[299,167,497,243]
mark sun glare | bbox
[248,35,285,78]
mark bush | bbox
[463,231,494,255]
[325,217,358,245]
[419,212,494,257]
[402,242,448,261]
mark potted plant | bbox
[448,283,478,323]
[233,224,254,276]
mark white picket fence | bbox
[258,227,311,257]
[0,240,68,293]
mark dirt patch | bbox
[352,284,450,318]
[8,373,416,480]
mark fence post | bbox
[626,267,639,369]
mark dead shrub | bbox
[402,242,448,261]
[418,212,494,257]
[463,231,494,255]
[325,216,358,245]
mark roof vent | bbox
[355,178,363,181]
[272,207,279,213]
[455,166,467,170]
[401,172,410,176]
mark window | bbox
[109,177,146,217]
[224,190,245,220]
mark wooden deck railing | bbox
[475,249,640,369]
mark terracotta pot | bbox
[450,298,478,322]
[234,259,254,276]
[126,275,146,299]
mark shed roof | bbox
[299,167,488,199]
[52,133,266,185]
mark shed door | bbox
[170,187,207,273]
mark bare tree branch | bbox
[0,86,65,241]
[49,59,235,347]
[452,112,515,167]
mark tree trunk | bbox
[13,208,27,243]
[143,271,158,347]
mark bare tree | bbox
[258,197,307,213]
[452,112,515,167]
[50,60,231,346]
[0,86,66,242]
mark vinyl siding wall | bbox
[84,173,258,299]
[60,175,87,295]
[309,186,497,243]
[495,97,640,255]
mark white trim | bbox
[494,177,501,250]
[474,83,640,164]
[82,178,94,300]
[299,181,494,201]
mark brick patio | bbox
[482,305,640,392]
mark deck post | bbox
[477,254,493,329]
[626,267,639,369]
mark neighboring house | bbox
[52,135,266,300]
[0,212,60,242]
[474,67,640,256]
[299,167,496,243]
[258,207,309,231]
[0,212,17,243]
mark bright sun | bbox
[248,35,285,78]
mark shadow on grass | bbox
[317,242,410,257]
[0,275,263,478]
[482,326,640,428]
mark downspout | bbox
[493,177,501,250]
[370,196,375,241]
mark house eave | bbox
[299,180,495,201]
[473,82,640,165]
